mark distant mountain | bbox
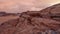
[0,12,19,16]
[0,3,60,34]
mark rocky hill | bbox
[0,3,60,34]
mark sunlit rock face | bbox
[0,0,60,13]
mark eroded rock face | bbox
[0,3,60,34]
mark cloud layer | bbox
[0,0,60,13]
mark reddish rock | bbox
[0,3,60,34]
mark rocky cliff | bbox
[0,3,60,34]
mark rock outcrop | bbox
[0,3,60,34]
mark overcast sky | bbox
[0,0,60,13]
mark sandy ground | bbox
[0,15,19,25]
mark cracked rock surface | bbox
[0,3,60,34]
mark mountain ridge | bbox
[0,3,60,34]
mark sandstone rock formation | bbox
[0,3,60,34]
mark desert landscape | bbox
[0,3,60,34]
